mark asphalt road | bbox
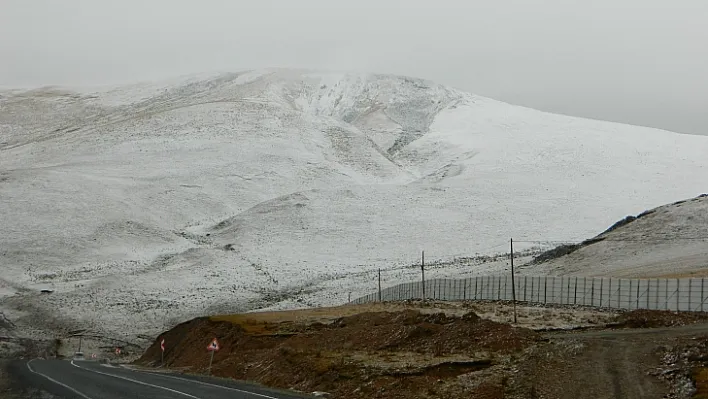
[15,359,311,399]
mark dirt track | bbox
[519,323,708,399]
[549,321,708,338]
[525,335,667,398]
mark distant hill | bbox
[1,68,707,339]
[529,195,708,277]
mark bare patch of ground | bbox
[508,335,669,399]
[614,309,708,329]
[139,307,538,398]
[213,300,620,333]
[136,302,708,398]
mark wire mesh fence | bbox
[351,276,708,312]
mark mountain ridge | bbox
[1,68,707,339]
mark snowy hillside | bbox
[1,68,707,340]
[529,194,708,278]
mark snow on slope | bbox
[1,67,707,340]
[529,195,708,278]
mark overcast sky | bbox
[1,0,706,135]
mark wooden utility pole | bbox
[378,269,382,302]
[510,238,517,323]
[421,251,426,301]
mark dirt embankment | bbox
[137,308,538,398]
[136,303,708,399]
[613,309,708,329]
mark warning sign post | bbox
[206,338,219,374]
[160,338,165,368]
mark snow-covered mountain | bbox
[1,68,707,339]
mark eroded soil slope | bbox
[138,308,538,398]
[137,303,708,399]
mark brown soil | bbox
[136,303,708,399]
[614,309,708,329]
[694,367,708,399]
[510,335,669,399]
[137,309,538,398]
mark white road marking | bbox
[137,371,285,399]
[70,361,201,398]
[26,359,94,399]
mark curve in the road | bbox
[18,359,310,399]
[26,359,92,399]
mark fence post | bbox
[421,251,425,302]
[490,276,494,300]
[617,279,621,309]
[552,277,556,304]
[591,278,595,307]
[676,278,680,311]
[475,277,478,300]
[599,278,604,307]
[530,276,535,303]
[574,277,578,305]
[567,278,571,304]
[665,279,669,310]
[485,276,490,300]
[510,238,517,323]
[544,277,548,304]
[537,277,541,302]
[608,278,612,309]
[497,276,501,300]
[689,279,692,311]
[486,276,491,300]
[523,276,527,302]
[702,278,705,312]
[378,269,382,302]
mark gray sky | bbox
[2,0,707,135]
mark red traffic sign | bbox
[160,338,165,352]
[207,338,220,352]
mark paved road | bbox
[17,359,310,399]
